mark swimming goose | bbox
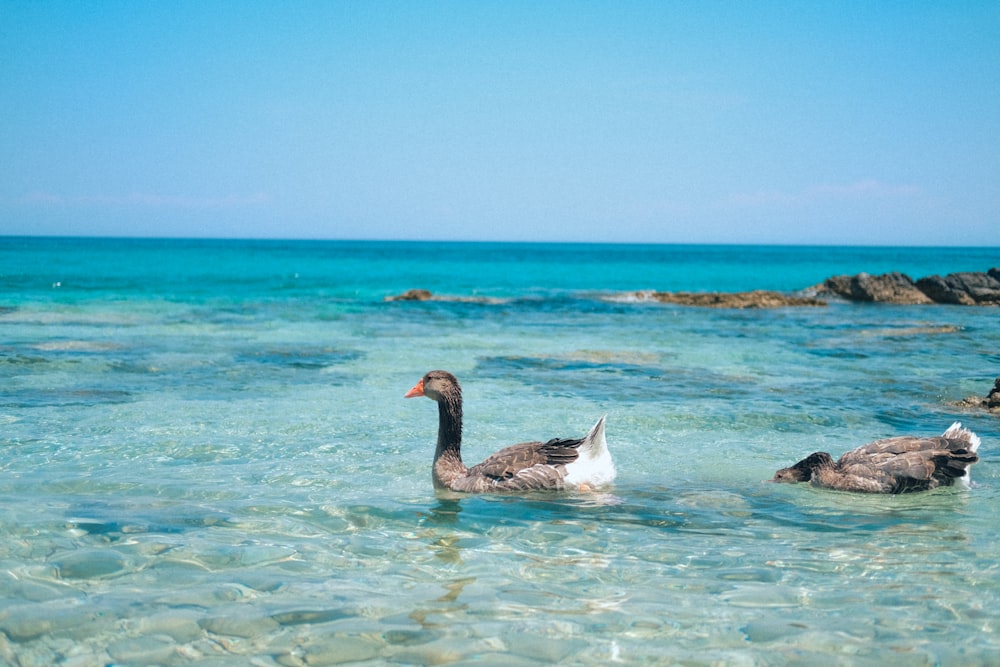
[773,422,980,493]
[404,370,616,493]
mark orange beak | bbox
[404,378,425,398]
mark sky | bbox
[1,1,998,245]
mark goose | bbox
[773,422,980,493]
[404,370,616,493]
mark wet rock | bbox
[642,290,826,309]
[818,272,933,304]
[958,377,1000,414]
[384,289,507,304]
[385,288,434,301]
[815,269,1000,305]
[393,272,1000,307]
[916,271,1000,305]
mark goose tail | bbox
[941,422,981,488]
[580,415,608,457]
[942,422,981,453]
[564,415,616,488]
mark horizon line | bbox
[3,233,999,251]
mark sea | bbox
[1,236,999,666]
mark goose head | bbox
[773,451,834,483]
[405,370,462,402]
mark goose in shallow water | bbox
[773,422,980,493]
[404,370,616,493]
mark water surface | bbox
[1,238,998,665]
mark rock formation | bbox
[958,377,1000,414]
[616,290,826,309]
[388,268,1000,308]
[813,269,1000,305]
[817,272,933,304]
[385,289,434,301]
[916,271,1000,305]
[384,289,507,304]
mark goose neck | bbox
[435,392,463,457]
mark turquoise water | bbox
[1,237,999,665]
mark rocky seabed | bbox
[387,268,1000,309]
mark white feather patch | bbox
[564,415,617,488]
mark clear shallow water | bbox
[1,237,999,665]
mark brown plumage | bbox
[405,370,615,493]
[773,423,981,493]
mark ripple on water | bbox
[2,242,999,665]
[235,345,365,369]
[0,388,133,408]
[474,351,745,404]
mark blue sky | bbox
[2,2,998,244]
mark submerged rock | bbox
[199,613,279,638]
[622,290,826,309]
[384,289,507,304]
[385,289,434,301]
[107,636,178,665]
[53,548,128,579]
[289,635,381,665]
[390,270,1000,308]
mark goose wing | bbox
[838,436,978,492]
[461,437,583,490]
[470,437,582,480]
[843,435,971,460]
